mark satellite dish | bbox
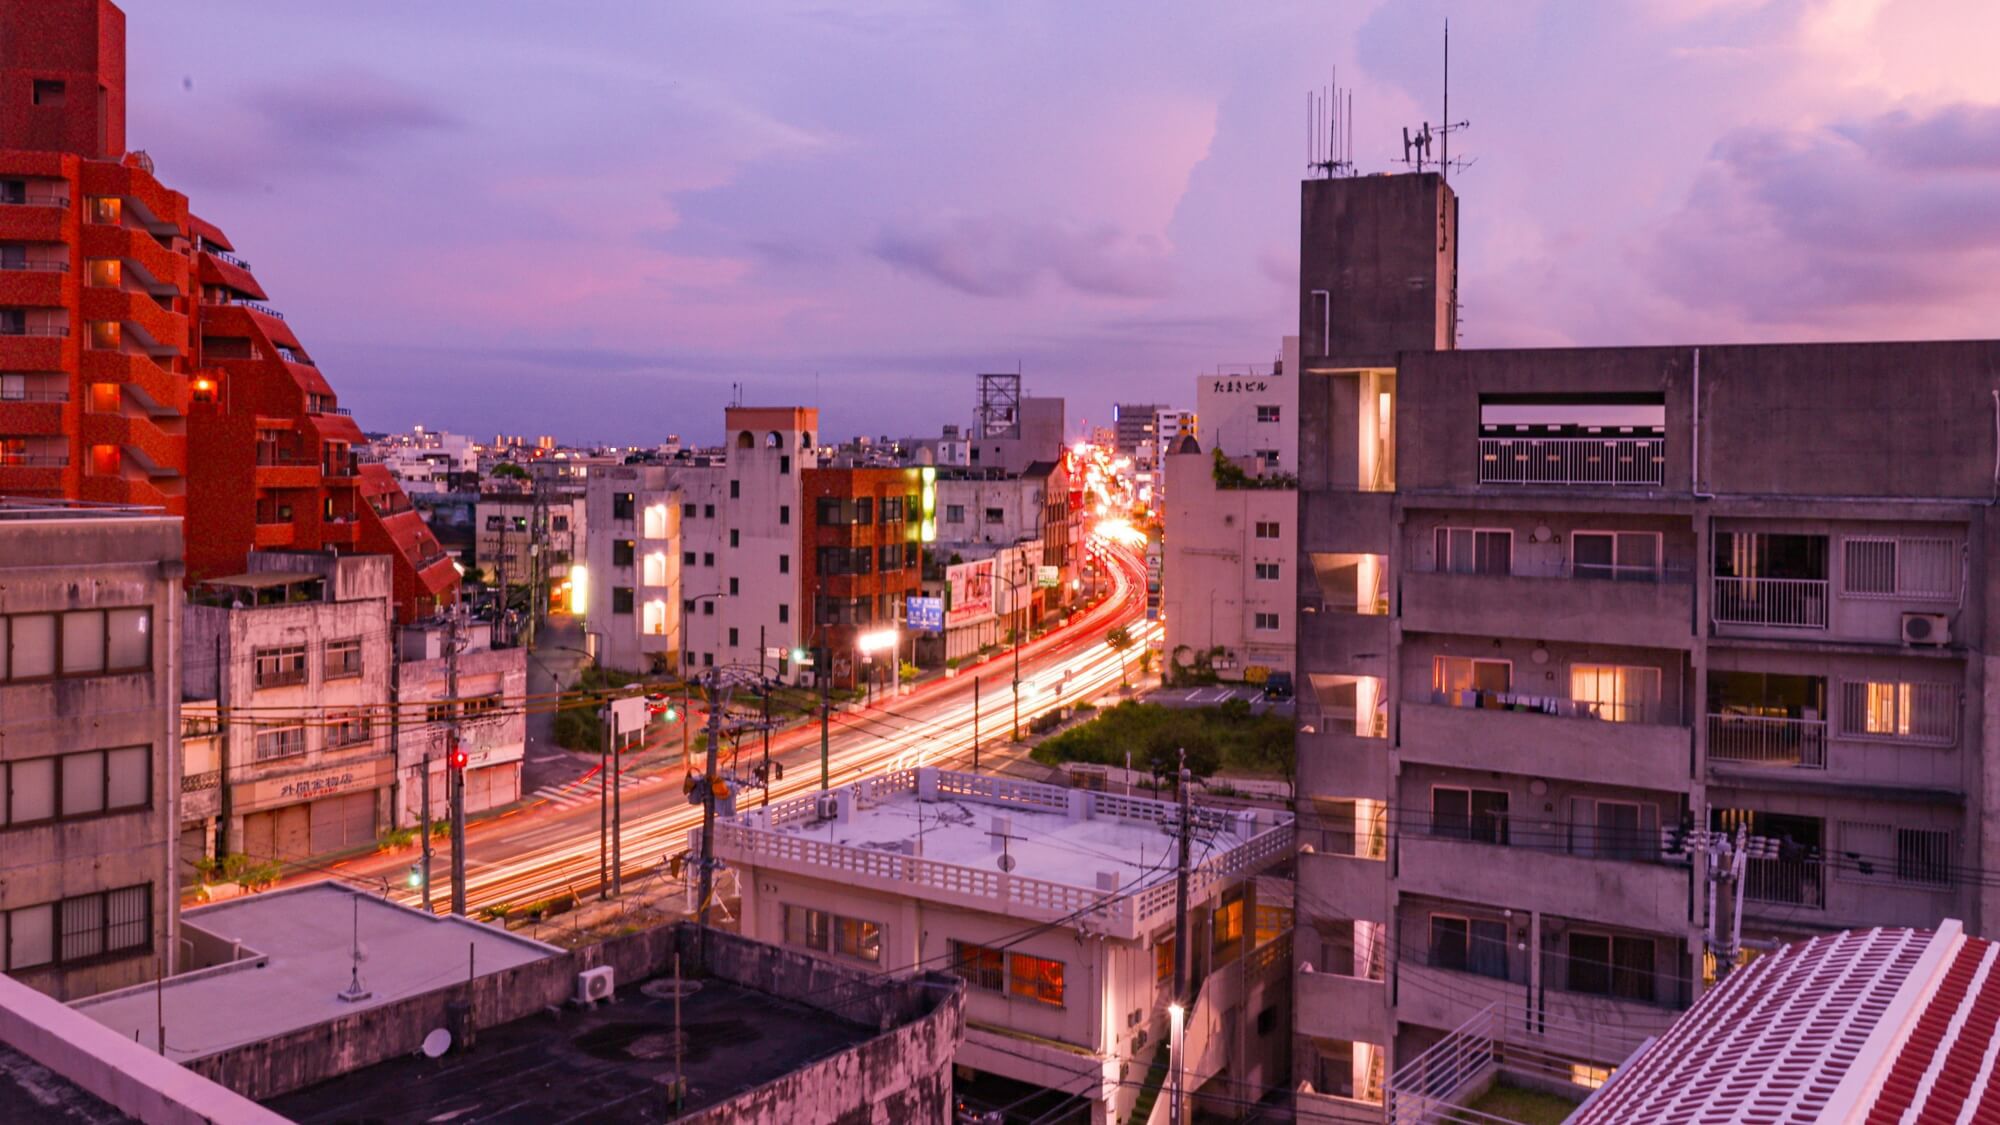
[422,1028,452,1059]
[997,853,1016,873]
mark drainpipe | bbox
[1692,348,1713,500]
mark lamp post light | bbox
[856,627,899,705]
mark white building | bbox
[584,406,818,679]
[0,501,182,1002]
[182,553,396,864]
[1198,336,1299,475]
[1161,437,1298,683]
[704,767,1294,1124]
[394,617,528,819]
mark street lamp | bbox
[856,626,900,706]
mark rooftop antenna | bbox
[1439,19,1472,182]
[335,894,371,1003]
[1307,68,1356,178]
[1400,122,1434,172]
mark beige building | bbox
[473,489,584,606]
[394,617,527,820]
[1162,437,1298,685]
[0,500,181,1001]
[1292,170,2000,1119]
[705,767,1294,1124]
[183,552,394,865]
[585,406,817,679]
[1199,337,1300,476]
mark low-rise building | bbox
[394,616,527,820]
[472,490,584,608]
[1162,435,1298,684]
[1199,337,1299,475]
[705,767,1295,1123]
[182,552,395,865]
[0,500,182,1002]
[802,465,928,688]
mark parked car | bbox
[1262,671,1295,702]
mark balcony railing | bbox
[1712,576,1828,629]
[0,260,68,273]
[0,390,69,403]
[237,300,284,320]
[204,247,254,272]
[0,453,68,467]
[1707,713,1827,769]
[0,193,69,208]
[1430,689,1664,725]
[1,325,70,338]
[181,770,221,793]
[1478,436,1665,486]
[1744,857,1824,908]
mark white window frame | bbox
[1432,656,1512,699]
[1569,663,1664,724]
[1253,612,1280,632]
[1254,562,1281,582]
[1434,526,1513,576]
[1571,530,1663,581]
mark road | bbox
[330,541,1155,915]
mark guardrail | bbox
[1707,713,1827,769]
[1712,576,1828,629]
[1,194,69,208]
[1478,436,1665,487]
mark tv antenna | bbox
[1306,68,1355,178]
[1439,19,1472,181]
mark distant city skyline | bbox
[120,0,2000,442]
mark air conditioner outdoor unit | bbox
[1902,612,1951,646]
[815,793,840,820]
[574,965,615,1006]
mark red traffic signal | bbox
[448,742,468,770]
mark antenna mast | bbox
[1307,68,1356,179]
[1439,19,1471,182]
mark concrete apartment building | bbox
[923,461,1084,664]
[0,501,180,1002]
[583,407,816,678]
[472,488,584,611]
[705,767,1294,1123]
[1162,438,1297,684]
[394,616,527,819]
[1113,402,1165,457]
[1290,169,2000,1118]
[183,552,394,864]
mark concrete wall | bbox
[1162,443,1299,681]
[185,923,963,1122]
[0,515,180,1001]
[1299,174,1455,359]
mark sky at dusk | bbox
[119,0,2000,445]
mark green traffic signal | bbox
[407,863,423,889]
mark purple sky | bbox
[121,0,2000,445]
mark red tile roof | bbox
[1571,921,2000,1125]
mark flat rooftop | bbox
[0,498,169,521]
[266,974,872,1123]
[714,768,1294,938]
[72,882,558,1062]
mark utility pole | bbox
[611,694,625,897]
[760,677,772,808]
[1170,752,1193,1125]
[419,743,433,911]
[819,645,831,790]
[972,676,980,773]
[446,605,467,916]
[696,671,724,966]
[1011,563,1023,741]
[599,694,611,900]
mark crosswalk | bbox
[530,769,673,810]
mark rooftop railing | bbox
[1478,436,1665,487]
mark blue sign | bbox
[907,596,944,633]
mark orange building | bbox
[0,0,455,620]
[801,466,927,688]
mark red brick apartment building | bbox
[0,0,455,620]
[801,467,926,688]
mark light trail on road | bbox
[336,541,1156,915]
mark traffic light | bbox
[448,740,468,771]
[791,647,812,666]
[407,862,423,890]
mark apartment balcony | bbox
[254,460,319,490]
[1477,435,1665,487]
[1297,729,1390,802]
[1300,850,1389,920]
[1712,576,1828,632]
[1400,567,1694,648]
[0,200,67,242]
[253,520,298,548]
[0,266,66,307]
[1398,832,1690,932]
[1399,700,1691,793]
[1295,967,1388,1044]
[1298,611,1390,676]
[1396,960,1524,1035]
[1538,981,1686,1039]
[0,333,65,370]
[1301,489,1393,555]
[0,398,66,435]
[1706,713,1826,771]
[83,222,189,292]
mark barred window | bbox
[255,725,307,761]
[1841,822,1953,887]
[1839,681,1956,744]
[1842,537,1957,600]
[1008,952,1066,1006]
[950,940,1005,992]
[254,644,308,688]
[325,637,363,679]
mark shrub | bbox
[1029,700,1294,777]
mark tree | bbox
[491,462,529,481]
[1106,626,1134,686]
